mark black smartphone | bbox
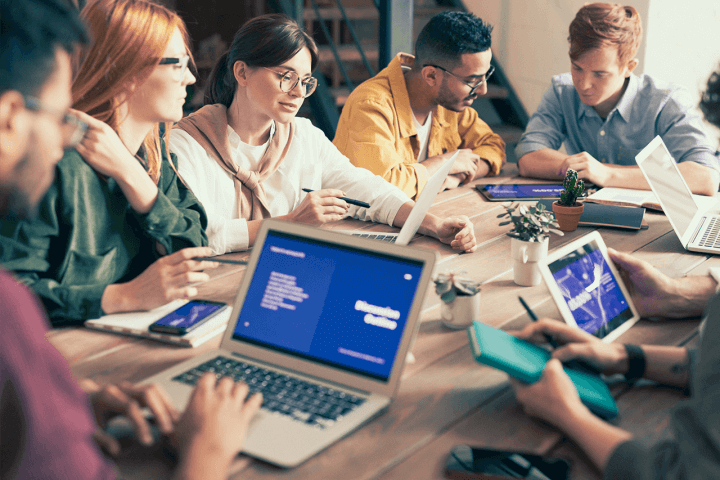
[148,300,227,335]
[444,445,570,480]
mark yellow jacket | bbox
[333,53,506,199]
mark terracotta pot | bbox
[510,237,549,286]
[552,201,585,231]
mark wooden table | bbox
[47,164,717,479]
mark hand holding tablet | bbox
[538,231,640,343]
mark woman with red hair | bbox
[0,0,220,326]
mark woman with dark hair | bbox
[0,0,220,326]
[170,14,478,254]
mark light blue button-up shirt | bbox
[516,73,720,171]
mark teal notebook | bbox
[467,321,618,419]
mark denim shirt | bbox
[516,73,720,172]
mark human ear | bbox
[233,61,249,87]
[0,91,30,172]
[625,58,639,76]
[421,65,439,88]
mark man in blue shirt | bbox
[516,3,719,196]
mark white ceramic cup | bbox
[440,292,481,329]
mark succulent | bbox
[498,202,564,242]
[434,272,481,304]
[558,169,585,207]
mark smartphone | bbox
[148,300,227,335]
[444,445,570,480]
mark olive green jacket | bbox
[0,148,208,326]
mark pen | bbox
[301,188,371,209]
[517,296,602,375]
[194,257,248,265]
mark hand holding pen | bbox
[518,297,602,375]
[302,188,370,209]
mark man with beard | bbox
[0,1,260,478]
[333,11,505,200]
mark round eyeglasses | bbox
[263,67,317,98]
[424,64,495,95]
[24,96,88,149]
[159,55,191,81]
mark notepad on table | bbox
[466,320,618,419]
[84,300,231,348]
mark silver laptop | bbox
[142,219,436,467]
[348,151,459,244]
[636,135,720,254]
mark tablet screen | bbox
[479,184,565,200]
[547,239,634,338]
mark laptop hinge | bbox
[691,216,707,245]
[229,351,371,396]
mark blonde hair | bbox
[72,0,191,182]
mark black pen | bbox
[194,257,248,265]
[518,296,601,375]
[302,188,371,209]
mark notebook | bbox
[84,300,231,348]
[467,320,618,419]
[636,136,720,254]
[141,219,436,467]
[343,151,458,245]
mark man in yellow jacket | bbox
[333,11,505,200]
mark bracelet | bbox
[623,344,646,382]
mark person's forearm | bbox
[517,149,567,179]
[420,154,449,176]
[471,159,490,180]
[393,201,441,239]
[677,161,720,196]
[666,274,718,318]
[559,406,633,471]
[636,345,691,388]
[115,162,160,214]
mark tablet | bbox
[476,183,565,201]
[539,231,640,343]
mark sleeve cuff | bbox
[133,191,181,240]
[603,440,648,480]
[680,153,720,173]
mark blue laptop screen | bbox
[232,230,425,382]
[547,240,633,338]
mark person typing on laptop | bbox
[169,14,477,255]
[516,3,720,196]
[0,1,260,478]
[506,76,720,478]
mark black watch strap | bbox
[623,344,646,382]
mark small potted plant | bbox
[434,273,482,329]
[552,169,585,231]
[498,202,563,286]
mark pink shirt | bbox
[0,270,115,479]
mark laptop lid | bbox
[218,219,437,398]
[636,135,699,245]
[395,151,458,245]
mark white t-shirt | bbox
[412,111,432,163]
[170,117,410,253]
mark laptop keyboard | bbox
[352,232,397,243]
[699,217,720,248]
[172,356,366,429]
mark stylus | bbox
[193,257,248,265]
[518,296,602,375]
[302,188,371,209]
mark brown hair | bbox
[568,3,642,66]
[205,14,318,107]
[72,0,191,182]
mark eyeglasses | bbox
[424,64,495,95]
[263,67,317,98]
[24,96,88,148]
[159,55,191,81]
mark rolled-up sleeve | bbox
[515,84,567,159]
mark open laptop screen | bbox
[232,230,425,382]
[638,138,698,237]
